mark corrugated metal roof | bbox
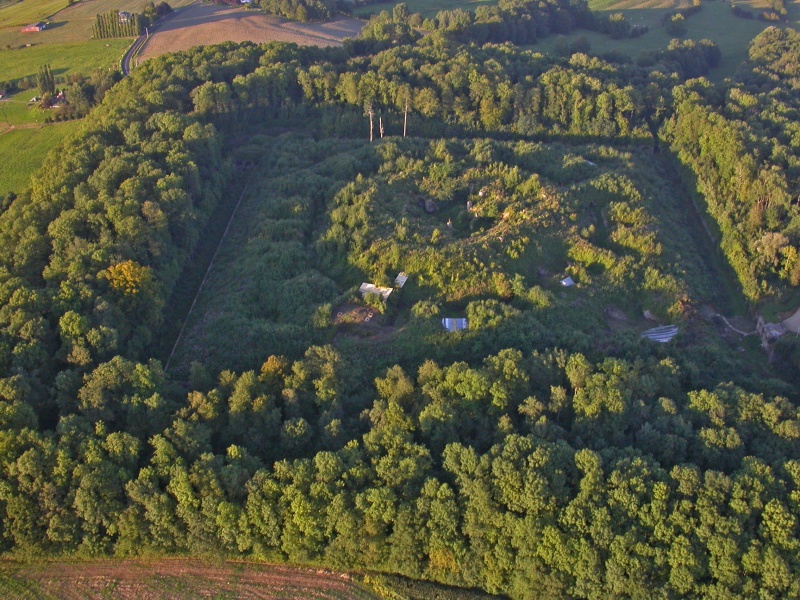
[641,325,678,343]
[442,318,468,333]
[359,283,392,301]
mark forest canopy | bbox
[0,22,798,600]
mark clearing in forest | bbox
[168,132,736,377]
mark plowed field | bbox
[0,559,380,599]
[139,4,363,60]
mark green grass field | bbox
[0,0,66,28]
[353,0,798,81]
[0,90,48,127]
[0,121,81,195]
[536,0,796,80]
[0,0,195,47]
[0,38,129,82]
[0,0,190,203]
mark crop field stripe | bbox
[164,169,255,373]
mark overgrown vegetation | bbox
[664,27,800,300]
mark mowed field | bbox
[0,0,196,83]
[140,4,364,60]
[0,0,199,197]
[0,39,130,82]
[0,122,81,196]
[0,0,65,28]
[0,559,381,599]
[0,0,195,45]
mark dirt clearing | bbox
[782,305,800,333]
[0,558,380,599]
[139,4,364,60]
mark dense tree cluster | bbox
[356,0,599,47]
[91,2,172,39]
[663,27,800,300]
[92,11,144,39]
[0,43,232,416]
[258,0,341,22]
[0,346,797,598]
[0,25,798,600]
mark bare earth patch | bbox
[332,304,400,344]
[0,558,379,599]
[139,4,364,60]
[333,304,375,325]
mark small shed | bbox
[360,283,392,301]
[560,276,576,287]
[442,318,468,333]
[118,11,131,23]
[22,22,47,32]
[641,325,678,343]
[394,272,408,288]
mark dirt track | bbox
[139,4,364,60]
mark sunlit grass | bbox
[0,0,66,28]
[0,38,129,82]
[0,121,81,195]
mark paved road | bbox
[121,32,148,76]
[121,6,192,75]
